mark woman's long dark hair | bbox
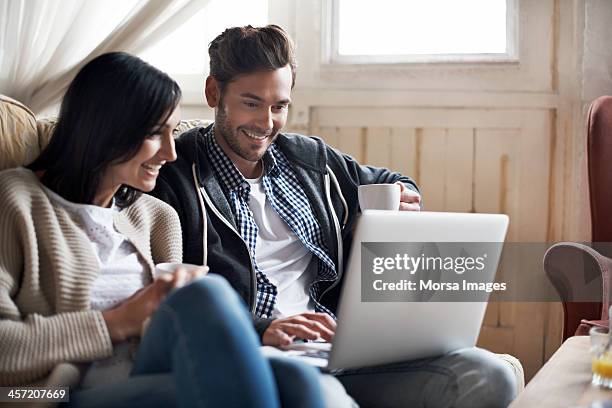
[28,52,181,208]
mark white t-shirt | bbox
[246,175,316,318]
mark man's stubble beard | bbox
[215,99,278,164]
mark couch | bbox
[0,94,526,397]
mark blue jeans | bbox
[69,275,324,408]
[332,347,518,408]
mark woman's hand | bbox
[102,266,208,342]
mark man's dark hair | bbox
[208,24,297,91]
[28,52,181,208]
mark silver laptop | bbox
[261,210,509,370]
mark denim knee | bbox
[268,357,325,408]
[161,274,256,342]
[270,357,321,382]
[164,274,242,314]
[451,348,517,408]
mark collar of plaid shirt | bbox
[204,128,338,318]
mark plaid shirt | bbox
[204,129,338,318]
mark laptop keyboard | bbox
[300,349,331,360]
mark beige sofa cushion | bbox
[28,117,211,155]
[174,118,212,135]
[36,118,57,153]
[0,95,41,170]
[0,94,212,172]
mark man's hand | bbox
[262,312,337,347]
[396,182,421,211]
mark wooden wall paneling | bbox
[545,302,564,361]
[390,128,418,182]
[443,128,474,213]
[364,127,392,167]
[515,110,552,242]
[336,127,364,162]
[473,112,552,381]
[473,128,521,336]
[352,126,420,188]
[481,303,501,328]
[472,130,513,354]
[498,306,518,334]
[472,128,525,375]
[513,302,547,381]
[418,128,447,212]
[474,129,520,239]
[478,326,515,355]
[314,126,341,150]
[418,127,474,212]
[314,107,527,129]
[514,111,552,380]
[499,303,517,330]
[310,109,338,148]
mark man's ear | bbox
[205,76,220,108]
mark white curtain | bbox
[0,0,210,114]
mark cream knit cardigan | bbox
[0,168,183,386]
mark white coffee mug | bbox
[154,262,206,278]
[358,184,401,211]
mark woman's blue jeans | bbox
[69,275,324,408]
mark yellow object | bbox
[592,354,612,378]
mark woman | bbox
[0,52,324,408]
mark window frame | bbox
[322,0,519,65]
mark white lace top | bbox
[41,185,151,388]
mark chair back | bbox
[558,96,612,339]
[588,96,612,247]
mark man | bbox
[151,25,517,408]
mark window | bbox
[327,0,517,64]
[139,0,268,82]
[136,0,268,104]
